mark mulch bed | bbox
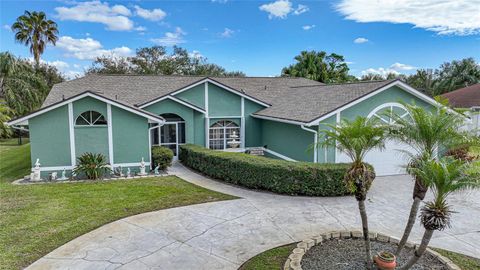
[301,238,447,270]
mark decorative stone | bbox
[446,261,462,270]
[331,231,340,239]
[292,248,304,255]
[289,259,301,270]
[303,239,315,249]
[405,241,416,248]
[351,231,363,238]
[376,233,390,243]
[284,258,291,270]
[296,242,308,251]
[314,236,323,245]
[321,232,331,240]
[389,236,400,244]
[340,231,351,239]
[368,232,377,240]
[289,253,303,261]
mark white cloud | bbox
[221,28,235,37]
[361,62,417,76]
[189,50,203,59]
[134,5,166,21]
[150,27,186,46]
[336,0,480,35]
[56,36,133,60]
[211,0,228,3]
[55,1,134,31]
[293,4,309,15]
[135,26,147,31]
[354,37,369,43]
[302,25,315,30]
[259,0,309,19]
[259,0,292,19]
[3,24,11,31]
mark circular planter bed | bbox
[284,231,461,270]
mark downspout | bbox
[301,125,318,163]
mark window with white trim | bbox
[75,111,107,126]
[209,120,241,150]
[367,103,410,125]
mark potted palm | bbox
[374,251,396,270]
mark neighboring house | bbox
[442,83,480,135]
[7,75,444,177]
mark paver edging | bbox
[284,230,461,270]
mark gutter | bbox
[301,125,318,163]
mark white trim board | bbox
[107,104,114,165]
[251,114,307,126]
[169,78,271,107]
[68,103,76,166]
[139,95,206,114]
[306,80,457,126]
[7,91,165,126]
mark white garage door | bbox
[336,103,417,176]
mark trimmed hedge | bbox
[179,144,353,196]
[151,146,174,170]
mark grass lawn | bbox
[0,139,236,270]
[239,244,480,270]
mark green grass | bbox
[239,243,297,270]
[0,139,236,269]
[240,245,480,270]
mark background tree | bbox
[11,11,58,66]
[87,46,245,77]
[281,50,351,83]
[399,158,479,270]
[433,58,480,95]
[321,117,386,270]
[0,52,64,117]
[388,104,467,255]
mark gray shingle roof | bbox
[44,74,396,123]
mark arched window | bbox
[209,120,240,150]
[367,103,410,125]
[75,111,107,126]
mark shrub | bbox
[152,146,174,171]
[179,144,353,196]
[73,152,111,180]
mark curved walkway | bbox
[28,163,480,269]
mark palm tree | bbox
[322,117,386,270]
[11,11,58,66]
[399,157,480,270]
[389,104,467,256]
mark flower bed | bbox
[285,231,460,270]
[179,144,355,196]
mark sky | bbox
[1,0,479,79]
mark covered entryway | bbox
[151,113,186,158]
[337,103,417,176]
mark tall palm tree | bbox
[11,11,58,66]
[322,117,386,270]
[389,104,467,256]
[399,157,479,270]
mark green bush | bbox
[152,146,174,171]
[179,144,353,196]
[73,152,111,180]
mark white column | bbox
[205,82,209,148]
[240,97,245,149]
[68,103,76,166]
[107,104,114,165]
[334,111,341,163]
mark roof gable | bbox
[7,91,165,126]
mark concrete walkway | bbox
[28,163,480,269]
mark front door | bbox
[159,123,178,157]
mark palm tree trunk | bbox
[399,229,434,270]
[396,197,421,255]
[358,199,373,270]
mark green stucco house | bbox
[7,75,443,177]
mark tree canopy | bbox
[281,50,353,83]
[86,46,245,77]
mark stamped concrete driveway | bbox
[28,163,480,269]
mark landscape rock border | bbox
[283,230,461,270]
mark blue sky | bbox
[1,0,479,79]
